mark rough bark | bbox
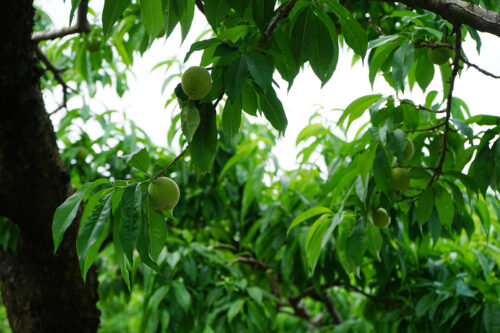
[382,0,500,38]
[0,1,100,331]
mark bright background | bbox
[40,0,500,169]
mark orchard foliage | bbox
[13,0,500,331]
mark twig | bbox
[32,0,91,42]
[403,165,438,171]
[459,55,500,79]
[400,100,446,113]
[415,41,454,50]
[405,121,446,133]
[367,17,386,36]
[229,256,272,270]
[428,25,463,187]
[194,0,205,14]
[257,0,299,49]
[213,92,224,108]
[35,46,76,115]
[156,145,189,178]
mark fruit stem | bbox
[155,145,190,179]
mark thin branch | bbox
[32,0,91,42]
[367,17,386,36]
[415,41,454,50]
[400,100,446,114]
[213,92,224,108]
[405,121,446,133]
[460,55,500,79]
[35,46,76,115]
[380,0,500,38]
[428,25,463,187]
[229,256,272,270]
[156,145,190,178]
[257,0,299,49]
[404,165,438,171]
[309,291,343,324]
[195,0,205,14]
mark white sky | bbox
[40,0,500,170]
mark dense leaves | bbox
[4,0,498,331]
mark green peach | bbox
[148,177,180,210]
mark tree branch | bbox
[400,99,446,114]
[460,55,500,79]
[257,0,299,49]
[156,145,190,178]
[32,0,91,42]
[405,121,447,133]
[34,46,76,115]
[228,256,272,270]
[428,25,463,187]
[381,0,500,38]
[195,0,205,14]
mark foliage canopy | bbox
[2,0,500,331]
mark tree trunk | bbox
[0,1,100,331]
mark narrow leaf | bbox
[119,183,143,262]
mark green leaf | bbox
[392,41,414,91]
[179,0,194,41]
[120,183,143,262]
[443,171,478,193]
[369,42,398,87]
[415,51,435,92]
[483,302,500,333]
[245,52,273,91]
[366,222,382,261]
[241,164,265,221]
[190,103,217,173]
[325,0,367,57]
[288,207,332,233]
[141,0,163,45]
[181,104,200,142]
[417,187,434,225]
[102,0,131,37]
[69,0,82,25]
[373,146,391,194]
[247,287,263,304]
[123,148,150,174]
[306,213,341,273]
[184,38,220,62]
[416,293,436,317]
[162,0,180,36]
[241,82,258,116]
[52,179,109,252]
[435,186,454,228]
[228,299,245,323]
[222,98,242,140]
[112,209,130,289]
[148,204,167,260]
[252,0,275,31]
[136,211,159,270]
[368,35,399,49]
[223,56,248,103]
[470,146,493,196]
[76,194,112,280]
[346,221,368,265]
[256,86,288,133]
[385,129,407,160]
[290,6,335,82]
[451,119,474,143]
[172,281,191,312]
[204,0,230,30]
[338,94,382,131]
